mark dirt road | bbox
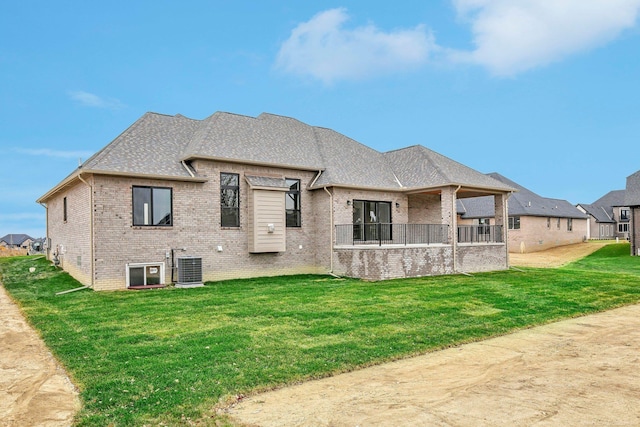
[227,242,640,426]
[0,285,80,427]
[227,304,640,426]
[509,240,612,267]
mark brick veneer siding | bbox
[508,216,588,253]
[44,164,512,289]
[408,194,441,223]
[87,161,328,290]
[45,178,93,286]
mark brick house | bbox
[576,190,630,240]
[625,170,640,256]
[0,234,34,250]
[458,173,588,253]
[37,111,515,291]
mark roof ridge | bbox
[82,112,157,169]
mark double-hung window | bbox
[286,178,301,227]
[508,216,520,230]
[132,186,172,226]
[220,173,240,227]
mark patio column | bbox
[494,192,509,266]
[440,186,456,244]
[494,193,506,233]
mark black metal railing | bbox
[457,225,503,243]
[335,223,449,246]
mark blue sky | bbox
[2,1,640,239]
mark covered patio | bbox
[331,184,512,280]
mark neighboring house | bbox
[37,111,516,291]
[625,170,640,256]
[458,173,588,253]
[576,190,630,240]
[0,234,34,250]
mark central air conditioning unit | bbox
[176,256,203,288]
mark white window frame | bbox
[126,262,165,288]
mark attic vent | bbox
[176,257,203,288]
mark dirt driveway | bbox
[227,242,640,426]
[0,285,80,427]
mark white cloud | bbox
[16,148,94,160]
[450,0,640,76]
[275,8,436,84]
[69,90,125,109]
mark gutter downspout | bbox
[38,201,48,258]
[78,174,95,289]
[452,185,461,273]
[323,186,334,274]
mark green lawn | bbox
[1,243,640,426]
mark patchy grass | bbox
[1,245,640,426]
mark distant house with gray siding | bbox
[625,170,640,256]
[576,190,629,240]
[458,173,588,253]
[37,111,515,291]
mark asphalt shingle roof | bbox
[0,234,33,246]
[384,146,513,191]
[577,203,615,223]
[459,173,587,219]
[82,113,201,178]
[578,189,627,223]
[40,111,516,201]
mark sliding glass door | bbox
[353,200,392,242]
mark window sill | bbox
[128,284,166,290]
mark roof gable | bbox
[384,146,514,192]
[82,112,201,178]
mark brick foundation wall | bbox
[333,245,454,280]
[332,243,508,280]
[457,244,507,272]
